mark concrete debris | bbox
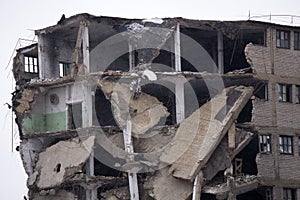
[142,18,164,24]
[98,80,169,134]
[29,136,95,189]
[203,129,254,181]
[163,86,254,181]
[13,87,44,114]
[32,190,75,200]
[144,168,193,200]
[13,13,300,200]
[127,22,175,66]
[202,175,258,199]
[100,186,130,200]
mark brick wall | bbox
[247,27,300,129]
[248,25,300,184]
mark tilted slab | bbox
[160,86,253,181]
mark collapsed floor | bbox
[12,73,266,199]
[12,13,300,200]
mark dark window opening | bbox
[237,100,253,123]
[94,88,117,126]
[59,62,72,77]
[237,190,264,200]
[255,82,268,100]
[68,103,82,129]
[180,27,218,73]
[294,32,300,50]
[223,28,265,73]
[283,188,297,200]
[235,134,259,175]
[241,29,266,46]
[151,49,174,72]
[279,135,293,155]
[298,137,300,156]
[54,163,61,173]
[278,84,292,103]
[259,135,272,153]
[141,83,176,125]
[264,187,273,200]
[181,57,198,72]
[184,80,209,117]
[106,52,130,72]
[202,193,217,200]
[94,158,122,177]
[24,56,38,73]
[296,85,300,104]
[276,30,290,49]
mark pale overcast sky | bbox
[0,0,299,199]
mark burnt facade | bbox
[12,13,300,200]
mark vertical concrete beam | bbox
[217,31,224,74]
[175,79,185,123]
[228,123,236,150]
[38,34,60,79]
[81,80,95,200]
[123,119,139,200]
[82,22,90,73]
[128,41,135,72]
[192,171,203,200]
[174,23,181,72]
[274,186,281,200]
[38,35,52,79]
[38,35,46,79]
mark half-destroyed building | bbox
[12,13,300,200]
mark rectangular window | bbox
[283,188,296,200]
[24,56,38,73]
[59,62,71,77]
[296,85,300,104]
[298,137,300,156]
[279,136,293,155]
[255,82,268,100]
[265,188,273,200]
[260,135,272,153]
[294,32,300,50]
[68,103,82,129]
[278,84,292,102]
[276,30,290,49]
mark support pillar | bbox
[228,123,236,151]
[192,171,203,200]
[175,79,185,123]
[174,23,181,72]
[217,31,224,74]
[82,22,90,73]
[123,119,139,200]
[129,41,135,72]
[82,80,95,200]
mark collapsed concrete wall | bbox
[28,136,95,190]
[13,13,300,199]
[98,80,169,134]
[163,86,254,181]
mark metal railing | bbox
[248,14,300,26]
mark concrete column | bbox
[123,119,139,200]
[228,123,236,151]
[217,31,224,74]
[274,186,281,200]
[82,80,95,200]
[128,41,135,72]
[227,171,236,200]
[174,23,181,72]
[38,35,57,79]
[175,79,185,123]
[192,172,203,200]
[82,23,90,73]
